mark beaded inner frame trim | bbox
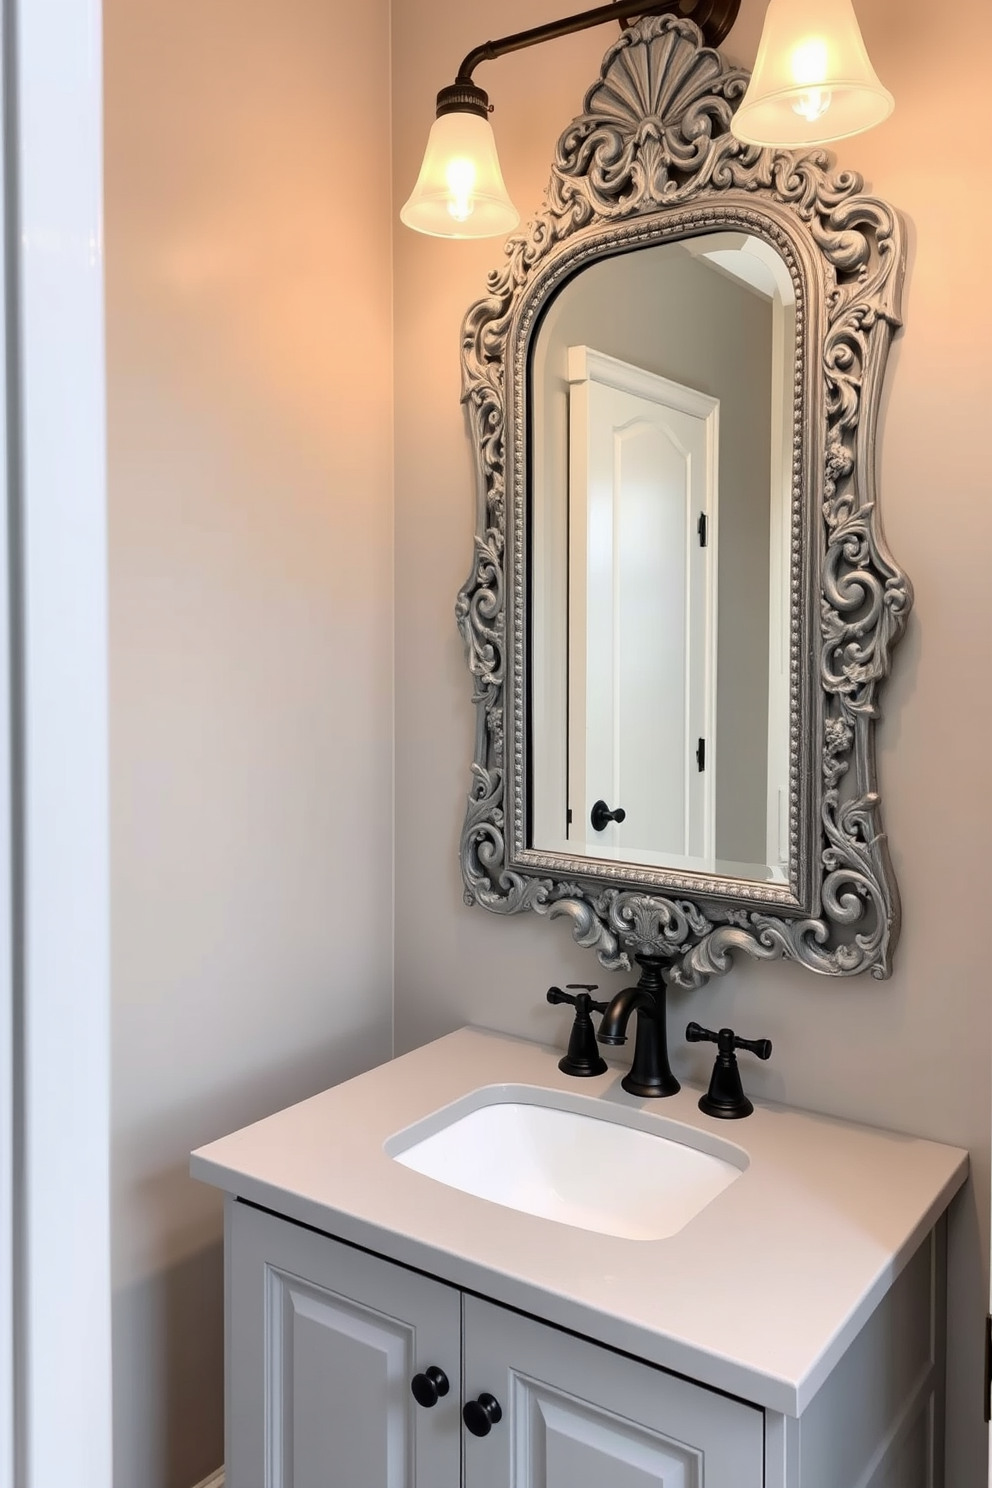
[456,15,910,982]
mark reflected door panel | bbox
[567,349,717,865]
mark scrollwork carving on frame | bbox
[456,14,910,984]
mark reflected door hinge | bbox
[697,512,708,547]
[696,738,706,772]
[985,1314,991,1423]
[566,808,573,826]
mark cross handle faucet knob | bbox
[547,985,608,1014]
[685,1022,772,1119]
[547,985,609,1078]
[685,1022,772,1061]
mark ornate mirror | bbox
[457,15,910,984]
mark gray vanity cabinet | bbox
[197,1031,963,1488]
[227,1199,764,1487]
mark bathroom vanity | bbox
[191,1028,967,1487]
[188,16,952,1484]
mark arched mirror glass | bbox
[530,234,795,885]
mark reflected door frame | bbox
[564,346,719,867]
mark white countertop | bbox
[190,1027,968,1415]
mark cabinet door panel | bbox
[463,1296,763,1488]
[228,1199,461,1488]
[271,1270,411,1487]
[526,1384,697,1486]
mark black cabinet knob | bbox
[463,1392,503,1437]
[411,1365,450,1408]
[590,799,626,832]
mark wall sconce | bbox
[731,0,893,146]
[401,0,892,239]
[401,0,741,239]
[400,79,519,240]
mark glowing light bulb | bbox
[790,36,833,121]
[791,36,829,84]
[445,158,476,223]
[792,86,832,120]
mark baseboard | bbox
[191,1471,224,1488]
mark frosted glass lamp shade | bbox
[401,111,520,239]
[732,0,893,147]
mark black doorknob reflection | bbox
[463,1392,503,1437]
[411,1365,450,1408]
[590,799,626,832]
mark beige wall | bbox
[392,1,992,1482]
[105,2,394,1483]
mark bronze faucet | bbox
[597,954,680,1098]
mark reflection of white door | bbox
[567,347,718,865]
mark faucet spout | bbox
[597,955,680,1099]
[597,986,656,1045]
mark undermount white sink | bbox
[386,1086,746,1241]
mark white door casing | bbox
[1,0,111,1484]
[567,346,718,869]
[0,38,12,1470]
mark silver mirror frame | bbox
[456,15,911,984]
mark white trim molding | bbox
[2,0,111,1482]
